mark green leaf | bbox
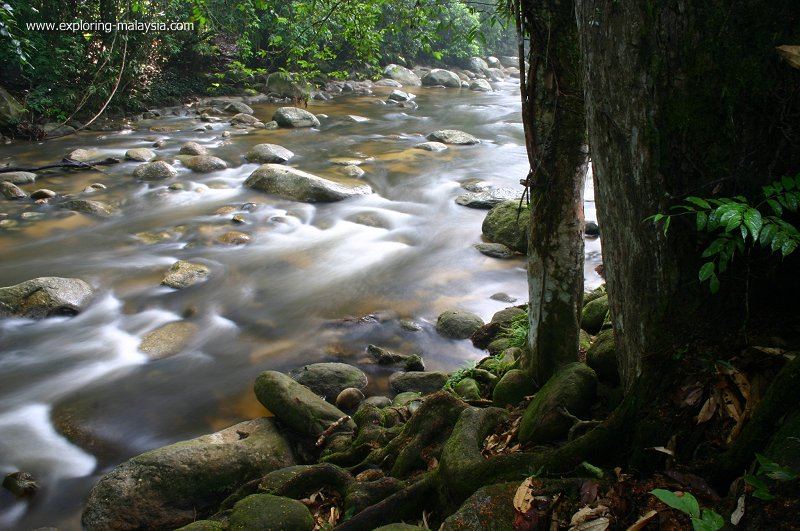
[781,238,798,257]
[664,215,672,235]
[651,489,700,519]
[763,184,776,197]
[786,191,799,212]
[702,239,726,258]
[759,223,776,247]
[691,510,725,531]
[709,273,720,294]
[686,196,711,209]
[699,262,715,282]
[782,175,795,191]
[696,211,708,231]
[743,208,762,240]
[767,198,783,216]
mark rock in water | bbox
[67,148,103,162]
[183,155,227,173]
[436,309,485,339]
[59,199,117,218]
[456,188,521,209]
[272,107,320,128]
[413,141,448,152]
[481,200,529,253]
[124,148,156,162]
[161,260,210,289]
[133,161,178,180]
[178,141,208,156]
[469,79,493,92]
[245,164,372,202]
[254,371,356,438]
[224,101,254,115]
[0,181,26,199]
[0,277,94,319]
[382,64,423,86]
[426,129,479,145]
[289,362,368,400]
[139,321,200,360]
[81,418,295,531]
[245,143,295,164]
[421,69,462,88]
[1,171,37,184]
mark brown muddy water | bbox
[0,79,601,529]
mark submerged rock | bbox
[1,171,36,184]
[245,143,294,164]
[481,200,529,253]
[2,471,39,497]
[413,141,448,152]
[272,107,320,128]
[0,277,94,319]
[0,181,26,199]
[474,242,514,259]
[289,362,368,401]
[518,362,598,444]
[245,164,372,202]
[254,370,356,438]
[161,260,210,289]
[469,79,493,92]
[387,89,414,102]
[436,309,485,339]
[133,160,178,180]
[81,418,295,531]
[59,199,117,218]
[426,129,479,145]
[139,321,200,360]
[421,69,462,88]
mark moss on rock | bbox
[228,494,314,531]
[481,201,529,253]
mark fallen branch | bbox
[316,416,352,448]
[0,158,121,174]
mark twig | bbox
[0,158,120,173]
[315,415,352,448]
[558,407,602,441]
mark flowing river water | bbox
[0,78,601,529]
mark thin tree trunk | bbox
[518,0,587,384]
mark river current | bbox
[0,78,601,529]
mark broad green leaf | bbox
[772,232,787,253]
[699,262,715,282]
[743,208,762,240]
[759,223,776,247]
[763,184,776,197]
[781,238,798,257]
[709,273,720,293]
[786,191,799,212]
[664,215,672,235]
[744,473,768,490]
[686,196,711,209]
[740,224,748,241]
[724,213,742,232]
[696,211,708,231]
[702,239,725,258]
[651,489,700,519]
[691,510,725,531]
[767,198,783,216]
[782,175,795,191]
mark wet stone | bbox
[1,171,36,184]
[161,260,210,289]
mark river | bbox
[0,77,601,530]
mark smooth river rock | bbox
[436,309,485,339]
[272,107,320,128]
[383,64,422,86]
[455,188,521,209]
[224,101,254,115]
[1,171,36,184]
[178,141,208,156]
[124,148,156,162]
[469,79,493,92]
[254,370,356,438]
[67,148,103,162]
[426,129,479,145]
[139,321,200,360]
[81,418,295,531]
[183,155,227,173]
[421,69,462,88]
[161,260,210,289]
[481,200,529,253]
[413,141,448,152]
[245,164,372,202]
[0,181,26,199]
[133,160,178,180]
[0,277,94,319]
[289,362,368,401]
[389,371,449,395]
[245,143,294,164]
[59,199,117,217]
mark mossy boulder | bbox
[228,494,313,531]
[492,369,537,408]
[254,370,356,438]
[81,418,296,531]
[436,310,485,339]
[374,525,428,531]
[245,164,372,202]
[289,362,368,402]
[0,277,94,319]
[454,378,482,400]
[390,371,449,395]
[586,329,618,385]
[518,362,598,445]
[481,201,529,253]
[383,64,422,86]
[175,521,226,531]
[272,107,320,128]
[441,482,519,531]
[264,71,312,98]
[581,294,609,334]
[133,161,178,180]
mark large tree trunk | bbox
[576,0,800,392]
[519,0,587,384]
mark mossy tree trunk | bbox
[517,0,588,384]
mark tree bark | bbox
[519,0,588,384]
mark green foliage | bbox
[0,2,32,67]
[744,453,798,501]
[442,361,478,392]
[650,489,724,531]
[648,175,800,293]
[499,311,529,349]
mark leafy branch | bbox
[647,174,800,293]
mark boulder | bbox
[486,68,505,81]
[426,129,479,145]
[175,521,225,531]
[133,161,178,180]
[367,345,425,371]
[1,171,36,184]
[441,482,519,531]
[254,370,356,437]
[469,79,493,92]
[183,155,227,173]
[245,143,294,164]
[373,523,427,531]
[389,371,449,395]
[500,56,519,67]
[224,101,254,115]
[336,388,365,411]
[217,231,250,245]
[454,378,481,400]
[139,321,200,360]
[492,369,537,408]
[466,57,489,73]
[586,329,618,385]
[474,243,514,259]
[245,164,372,202]
[67,148,103,162]
[59,199,117,217]
[585,220,600,236]
[124,148,156,162]
[231,113,259,125]
[289,362,368,401]
[0,181,26,199]
[580,294,609,334]
[421,69,462,88]
[340,164,365,178]
[161,260,210,289]
[228,494,314,531]
[272,107,320,128]
[387,89,414,102]
[456,188,521,209]
[81,418,295,531]
[487,56,501,67]
[264,71,311,98]
[436,309,485,339]
[382,64,422,86]
[0,85,23,125]
[178,142,208,156]
[518,362,598,444]
[413,141,448,152]
[374,79,403,87]
[481,200,529,253]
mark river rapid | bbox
[0,78,601,529]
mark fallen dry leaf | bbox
[572,516,610,531]
[569,505,609,526]
[697,392,718,424]
[514,477,538,513]
[730,494,746,525]
[625,510,658,531]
